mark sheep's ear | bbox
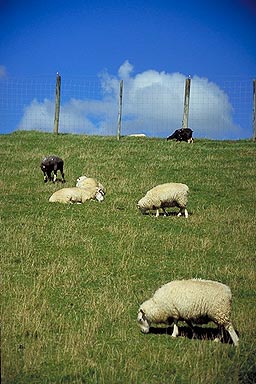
[139,309,147,320]
[138,309,143,322]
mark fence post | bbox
[253,79,256,141]
[182,77,191,128]
[53,72,61,135]
[117,80,123,141]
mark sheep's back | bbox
[147,183,188,207]
[149,183,188,197]
[153,279,232,322]
[76,176,106,194]
[49,187,94,203]
[76,177,98,189]
[41,155,63,168]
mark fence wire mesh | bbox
[0,75,254,139]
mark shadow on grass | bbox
[43,178,66,184]
[139,211,193,217]
[149,325,239,345]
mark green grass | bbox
[1,130,256,384]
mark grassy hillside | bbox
[1,131,256,384]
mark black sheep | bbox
[41,155,65,183]
[167,128,194,143]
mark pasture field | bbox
[1,130,256,384]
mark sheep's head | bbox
[137,198,148,214]
[137,309,151,333]
[137,206,147,215]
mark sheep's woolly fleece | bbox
[137,182,189,217]
[49,186,102,204]
[138,279,239,346]
[76,176,106,195]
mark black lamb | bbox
[41,155,65,183]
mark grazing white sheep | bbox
[137,279,239,346]
[76,176,106,196]
[137,183,189,218]
[49,187,103,204]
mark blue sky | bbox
[0,0,256,138]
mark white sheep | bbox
[76,176,106,196]
[128,134,146,137]
[137,279,239,346]
[137,183,189,218]
[49,187,103,204]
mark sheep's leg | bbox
[171,319,179,338]
[60,166,65,183]
[177,208,188,218]
[155,209,160,217]
[226,324,239,346]
[162,207,168,217]
[47,171,53,182]
[177,207,184,217]
[213,325,222,343]
[186,320,196,339]
[43,172,48,182]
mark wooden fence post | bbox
[117,80,123,141]
[253,79,256,141]
[53,72,61,135]
[182,77,191,128]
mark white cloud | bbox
[18,98,54,131]
[18,61,244,139]
[118,59,133,79]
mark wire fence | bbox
[0,74,255,140]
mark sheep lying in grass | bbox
[41,155,65,183]
[137,183,189,218]
[128,134,146,137]
[76,176,106,197]
[167,128,194,143]
[49,186,103,204]
[137,279,239,346]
